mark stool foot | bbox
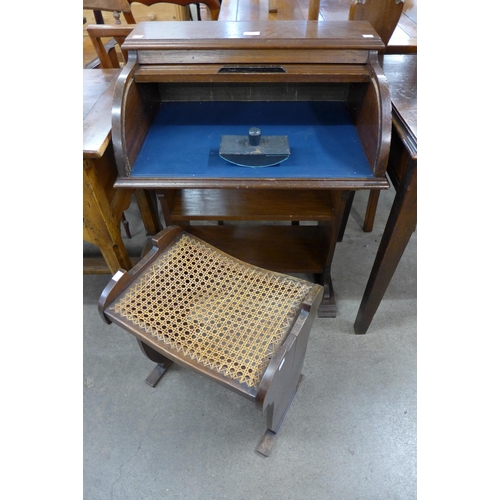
[255,429,277,457]
[145,360,173,387]
[255,374,304,457]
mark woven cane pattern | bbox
[112,234,314,388]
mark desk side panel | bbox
[112,53,160,176]
[347,52,391,177]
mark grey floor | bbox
[83,186,416,500]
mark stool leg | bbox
[256,310,313,456]
[256,374,304,457]
[137,340,173,387]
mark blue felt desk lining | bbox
[131,101,374,179]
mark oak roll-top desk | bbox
[111,20,392,317]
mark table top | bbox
[382,54,417,157]
[83,69,120,159]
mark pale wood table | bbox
[83,69,162,274]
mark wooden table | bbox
[83,69,162,274]
[354,54,417,334]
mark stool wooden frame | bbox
[99,225,323,456]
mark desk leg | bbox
[354,159,417,334]
[338,191,354,242]
[363,190,381,232]
[307,0,320,20]
[317,190,351,318]
[135,189,162,236]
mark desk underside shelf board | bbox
[111,21,393,317]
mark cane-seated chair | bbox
[99,226,323,456]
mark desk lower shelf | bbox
[183,224,328,274]
[166,189,334,221]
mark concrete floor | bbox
[83,186,416,499]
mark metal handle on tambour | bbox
[217,66,286,74]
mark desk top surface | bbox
[83,69,120,158]
[122,20,385,51]
[382,54,417,153]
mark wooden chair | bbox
[86,24,133,68]
[84,0,220,23]
[83,0,135,25]
[84,0,221,67]
[128,0,221,21]
[99,226,323,456]
[348,0,417,54]
[84,24,163,273]
[308,0,405,45]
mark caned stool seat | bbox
[99,226,323,456]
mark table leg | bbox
[354,159,416,334]
[83,155,132,274]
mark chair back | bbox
[307,0,405,47]
[83,0,132,11]
[348,0,405,46]
[129,0,220,21]
[85,0,220,24]
[83,0,135,24]
[86,24,134,68]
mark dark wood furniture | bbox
[83,68,162,274]
[99,225,323,455]
[347,0,404,46]
[306,0,416,232]
[354,53,417,334]
[347,0,417,54]
[347,0,417,232]
[111,21,392,316]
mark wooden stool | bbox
[99,226,323,456]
